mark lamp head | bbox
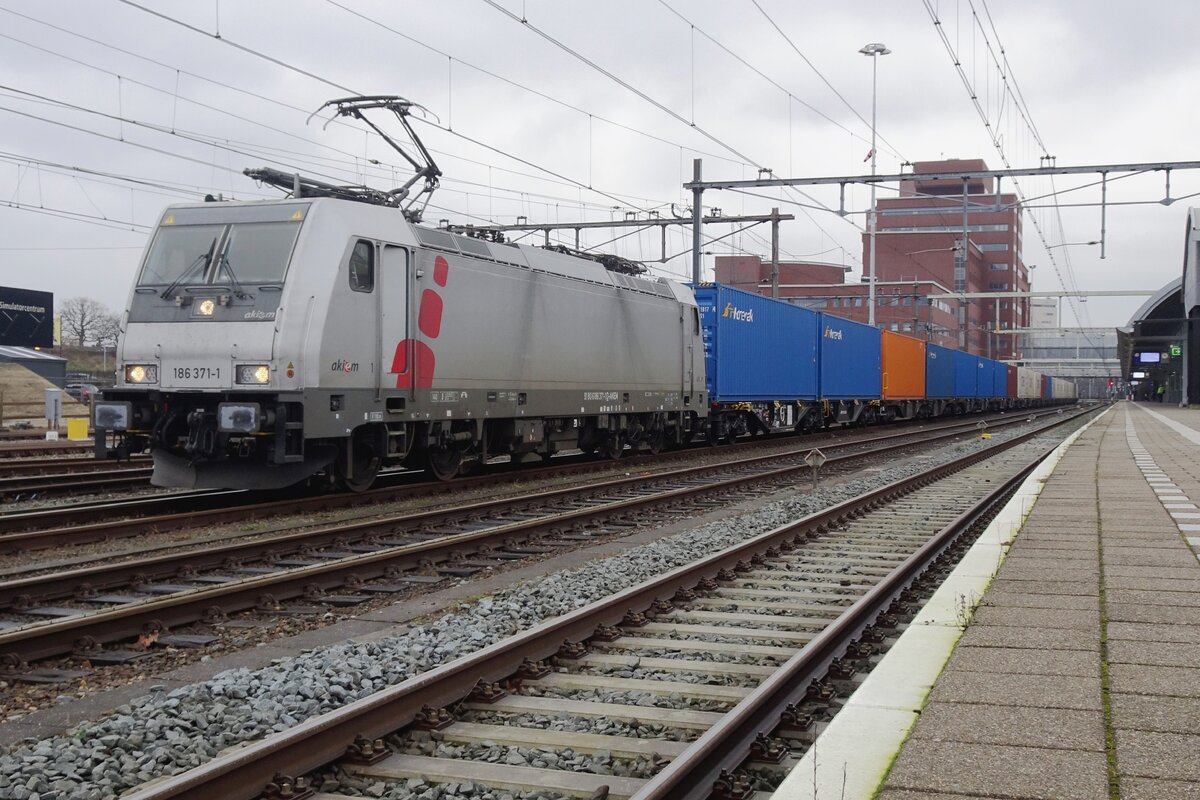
[859,43,891,56]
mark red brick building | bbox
[714,158,1029,359]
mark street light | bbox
[1046,240,1098,250]
[860,42,890,327]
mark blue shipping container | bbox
[989,359,1008,398]
[817,313,881,399]
[693,284,819,401]
[978,356,999,398]
[925,344,956,398]
[952,350,980,398]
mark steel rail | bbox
[115,406,1097,800]
[0,455,149,478]
[0,407,1062,545]
[0,467,154,497]
[0,410,1078,656]
[0,409,1043,592]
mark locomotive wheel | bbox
[646,429,665,455]
[599,432,624,460]
[428,446,462,481]
[336,425,384,492]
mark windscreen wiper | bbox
[159,250,213,300]
[215,252,251,299]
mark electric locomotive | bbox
[93,196,708,490]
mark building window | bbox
[979,243,1009,252]
[988,282,1009,291]
[902,322,913,332]
[878,205,963,217]
[831,297,839,308]
[989,263,1009,271]
[854,297,863,308]
[880,223,1010,234]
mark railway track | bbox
[0,408,1065,544]
[0,407,1087,670]
[0,454,149,479]
[112,401,1094,800]
[0,440,93,460]
[0,464,153,500]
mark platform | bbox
[776,401,1200,800]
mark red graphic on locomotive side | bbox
[392,255,448,390]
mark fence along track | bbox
[116,407,1095,800]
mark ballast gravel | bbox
[0,420,1082,799]
[461,708,696,742]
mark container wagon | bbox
[985,358,1009,409]
[951,350,982,413]
[1017,367,1042,401]
[880,330,925,420]
[924,343,956,416]
[817,312,882,424]
[694,284,821,437]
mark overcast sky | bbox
[2,0,1197,329]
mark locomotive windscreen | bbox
[138,203,307,289]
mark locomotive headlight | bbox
[236,364,271,385]
[195,298,216,316]
[125,364,158,384]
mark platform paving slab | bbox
[969,605,1097,629]
[1109,664,1200,699]
[882,739,1109,800]
[985,578,1098,596]
[1107,620,1200,643]
[1105,588,1200,607]
[925,669,1102,711]
[940,645,1099,678]
[1108,639,1200,668]
[1114,730,1200,782]
[1121,778,1200,800]
[978,591,1099,611]
[1103,576,1200,592]
[1106,602,1200,625]
[1109,693,1200,735]
[906,703,1104,751]
[953,624,1100,652]
[876,792,1020,800]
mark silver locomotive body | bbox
[95,198,707,489]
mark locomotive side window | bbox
[349,240,375,292]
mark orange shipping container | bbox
[881,330,926,400]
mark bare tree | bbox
[91,312,122,348]
[58,296,110,347]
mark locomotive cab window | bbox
[349,240,375,292]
